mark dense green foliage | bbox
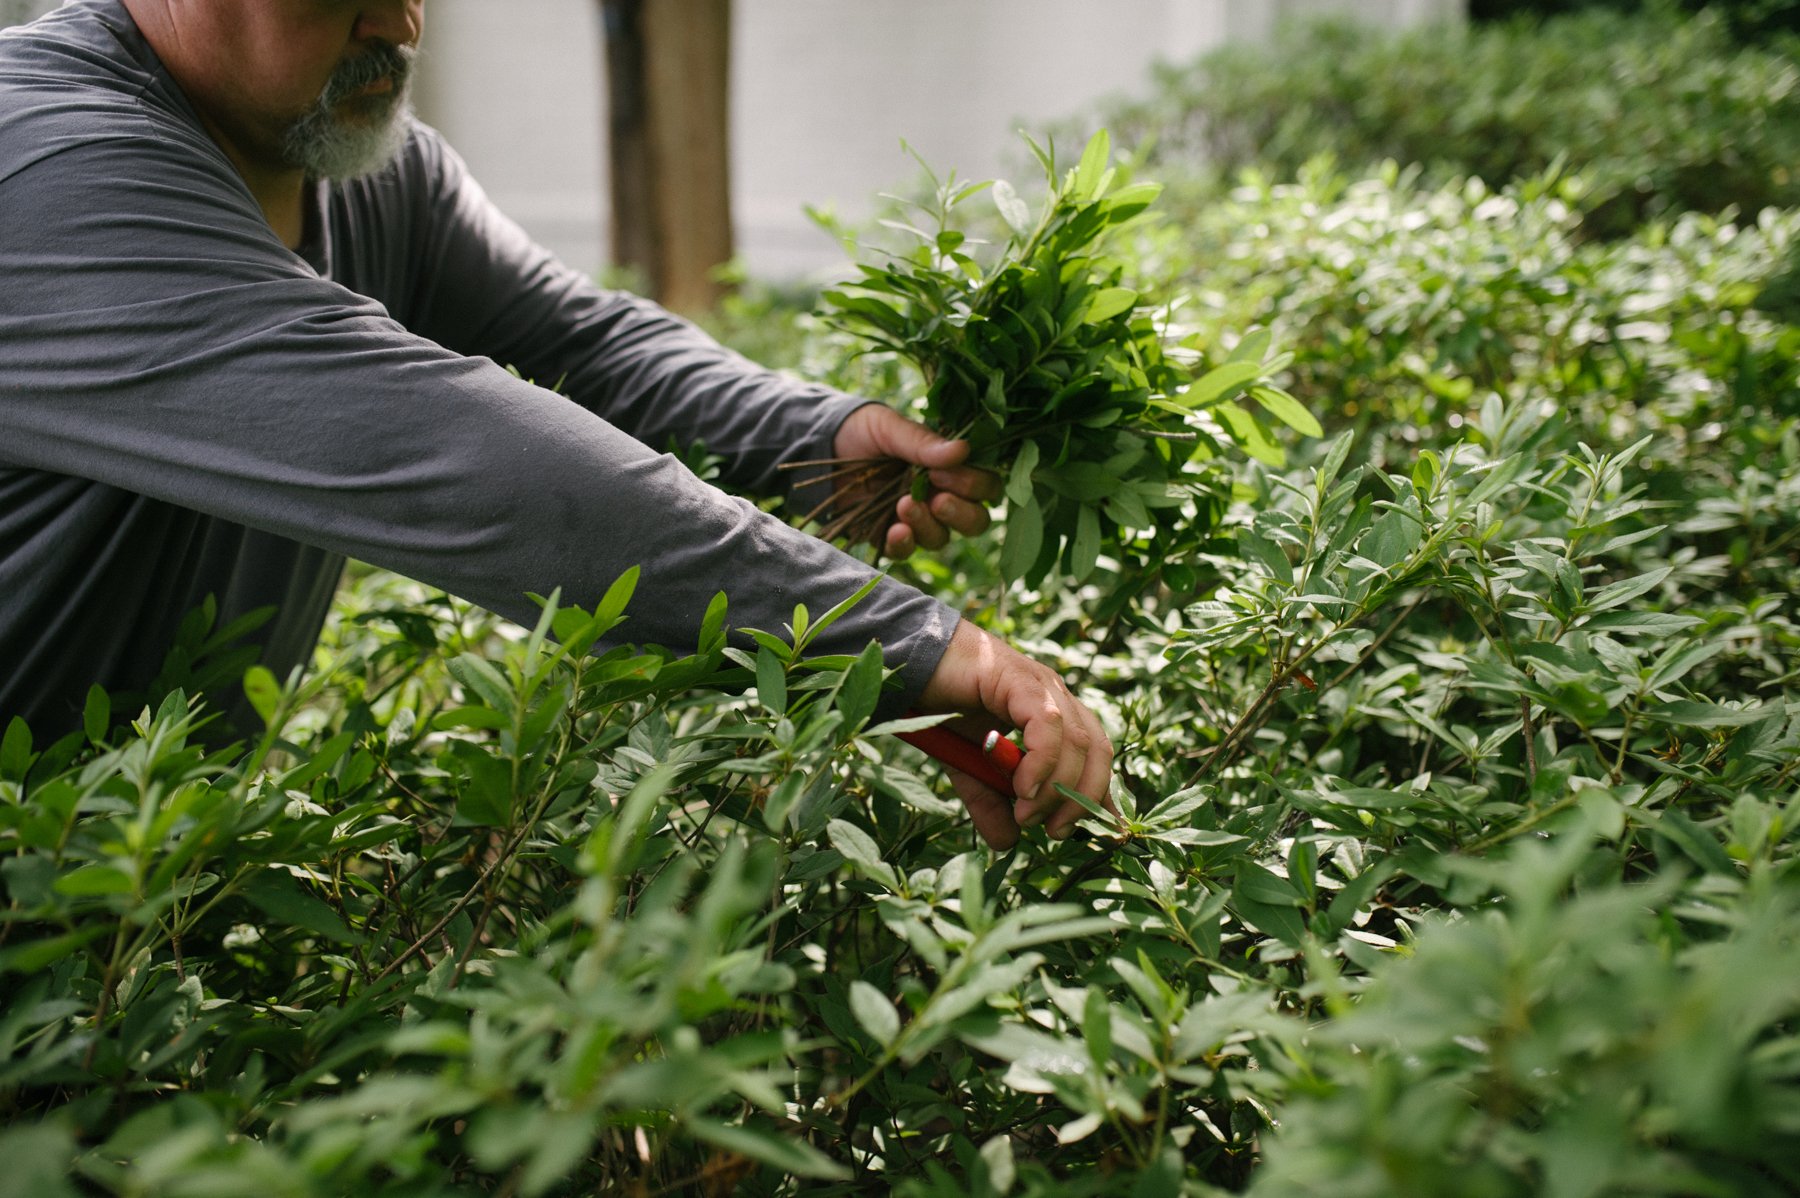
[1097,6,1800,236]
[817,132,1303,604]
[5,8,1800,1195]
[1468,0,1800,41]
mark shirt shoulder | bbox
[0,0,216,185]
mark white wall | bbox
[0,0,58,26]
[417,0,1464,281]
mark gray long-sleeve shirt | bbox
[0,1,957,735]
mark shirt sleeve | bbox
[385,125,867,510]
[0,122,958,706]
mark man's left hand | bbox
[833,404,1001,559]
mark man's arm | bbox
[387,126,865,505]
[0,128,951,703]
[0,119,1112,831]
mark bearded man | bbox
[0,0,1111,847]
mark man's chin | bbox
[336,91,402,123]
[281,108,410,182]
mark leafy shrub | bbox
[1099,8,1800,236]
[1141,162,1800,537]
[6,134,1800,1194]
[1251,847,1800,1197]
[1470,0,1800,42]
[817,132,1306,608]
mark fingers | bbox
[1008,676,1110,837]
[929,491,992,537]
[882,520,916,560]
[876,489,993,561]
[927,465,1003,505]
[919,622,1115,843]
[834,404,970,469]
[948,770,1022,850]
[882,488,993,560]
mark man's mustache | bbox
[319,41,417,105]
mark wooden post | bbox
[601,0,735,316]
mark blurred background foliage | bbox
[1089,3,1800,238]
[1468,0,1800,39]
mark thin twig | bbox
[1521,698,1538,783]
[375,823,530,982]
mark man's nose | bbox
[354,0,424,48]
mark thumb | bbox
[861,407,968,469]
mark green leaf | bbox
[241,666,280,729]
[1073,129,1111,200]
[53,864,135,898]
[1082,985,1113,1069]
[1215,400,1285,467]
[446,741,514,827]
[1040,461,1120,502]
[1646,641,1724,691]
[999,495,1045,581]
[82,686,111,745]
[756,646,787,716]
[1180,360,1262,409]
[432,705,509,733]
[0,1125,81,1198]
[1412,449,1440,496]
[699,590,731,652]
[1653,809,1737,875]
[1644,699,1769,728]
[980,1135,1018,1196]
[1584,566,1672,614]
[243,871,360,944]
[1234,861,1305,908]
[1,717,34,782]
[1317,429,1356,494]
[865,713,953,737]
[593,565,640,631]
[449,654,513,714]
[838,641,885,731]
[984,368,1008,420]
[1007,439,1040,507]
[1084,287,1138,324]
[1363,509,1422,569]
[1100,181,1162,220]
[0,928,107,975]
[808,572,883,644]
[595,764,677,876]
[1582,611,1704,635]
[1070,504,1102,582]
[1249,386,1323,437]
[828,819,893,887]
[280,730,356,790]
[1050,783,1116,828]
[1228,327,1273,365]
[993,179,1031,236]
[687,1118,849,1181]
[1232,895,1307,947]
[849,979,900,1047]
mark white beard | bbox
[280,45,417,182]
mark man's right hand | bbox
[916,620,1116,850]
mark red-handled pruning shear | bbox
[897,715,1024,797]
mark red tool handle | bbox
[897,716,1023,797]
